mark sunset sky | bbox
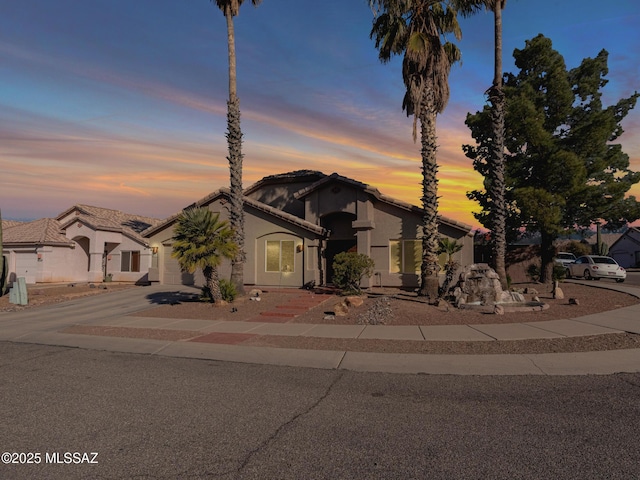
[1,0,639,229]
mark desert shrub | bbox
[219,279,237,303]
[564,240,590,257]
[526,264,540,282]
[202,279,237,302]
[332,252,374,295]
[552,263,567,281]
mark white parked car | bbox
[554,252,576,266]
[565,255,626,283]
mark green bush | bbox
[552,263,567,281]
[564,240,590,257]
[200,279,236,303]
[332,252,374,295]
[219,279,237,303]
[526,264,540,282]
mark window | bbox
[266,240,295,273]
[121,251,140,272]
[390,240,421,274]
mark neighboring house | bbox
[2,205,161,284]
[145,171,474,289]
[609,227,640,268]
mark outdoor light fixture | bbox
[151,247,159,254]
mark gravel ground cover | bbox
[5,281,640,355]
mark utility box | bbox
[9,277,28,306]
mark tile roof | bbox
[294,172,474,234]
[3,218,72,246]
[243,170,327,196]
[57,204,162,242]
[2,219,24,230]
[143,188,327,238]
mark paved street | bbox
[623,271,640,286]
[1,342,640,480]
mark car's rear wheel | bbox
[584,269,592,280]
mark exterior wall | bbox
[610,229,640,268]
[104,236,153,283]
[300,186,473,289]
[147,199,321,287]
[2,244,89,285]
[63,221,151,283]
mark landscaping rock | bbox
[333,301,349,316]
[569,298,580,305]
[345,296,364,308]
[494,304,505,315]
[553,286,564,300]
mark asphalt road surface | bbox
[623,271,640,286]
[1,342,639,479]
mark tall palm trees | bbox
[172,208,238,303]
[211,0,262,294]
[455,0,508,289]
[370,0,462,302]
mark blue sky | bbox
[1,0,638,228]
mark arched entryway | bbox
[71,236,90,282]
[321,212,356,284]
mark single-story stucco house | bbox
[144,170,474,289]
[2,205,161,285]
[2,171,474,289]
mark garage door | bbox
[15,252,38,284]
[162,248,194,285]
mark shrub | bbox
[526,264,540,282]
[552,263,567,281]
[564,240,590,257]
[219,279,237,303]
[332,252,375,295]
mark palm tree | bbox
[0,209,7,297]
[455,0,508,289]
[438,237,463,296]
[172,207,238,303]
[370,0,462,303]
[211,0,262,294]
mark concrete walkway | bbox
[1,281,639,376]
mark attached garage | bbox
[161,245,194,285]
[14,251,38,284]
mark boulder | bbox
[345,296,364,308]
[333,301,349,317]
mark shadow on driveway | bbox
[145,290,201,305]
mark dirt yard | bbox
[132,282,638,326]
[5,281,639,355]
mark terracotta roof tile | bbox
[3,218,71,245]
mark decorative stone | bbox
[569,298,580,305]
[436,299,449,312]
[494,304,505,315]
[249,289,262,297]
[323,314,336,320]
[345,296,364,308]
[553,287,564,300]
[333,302,349,316]
[532,296,540,302]
[525,288,539,295]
